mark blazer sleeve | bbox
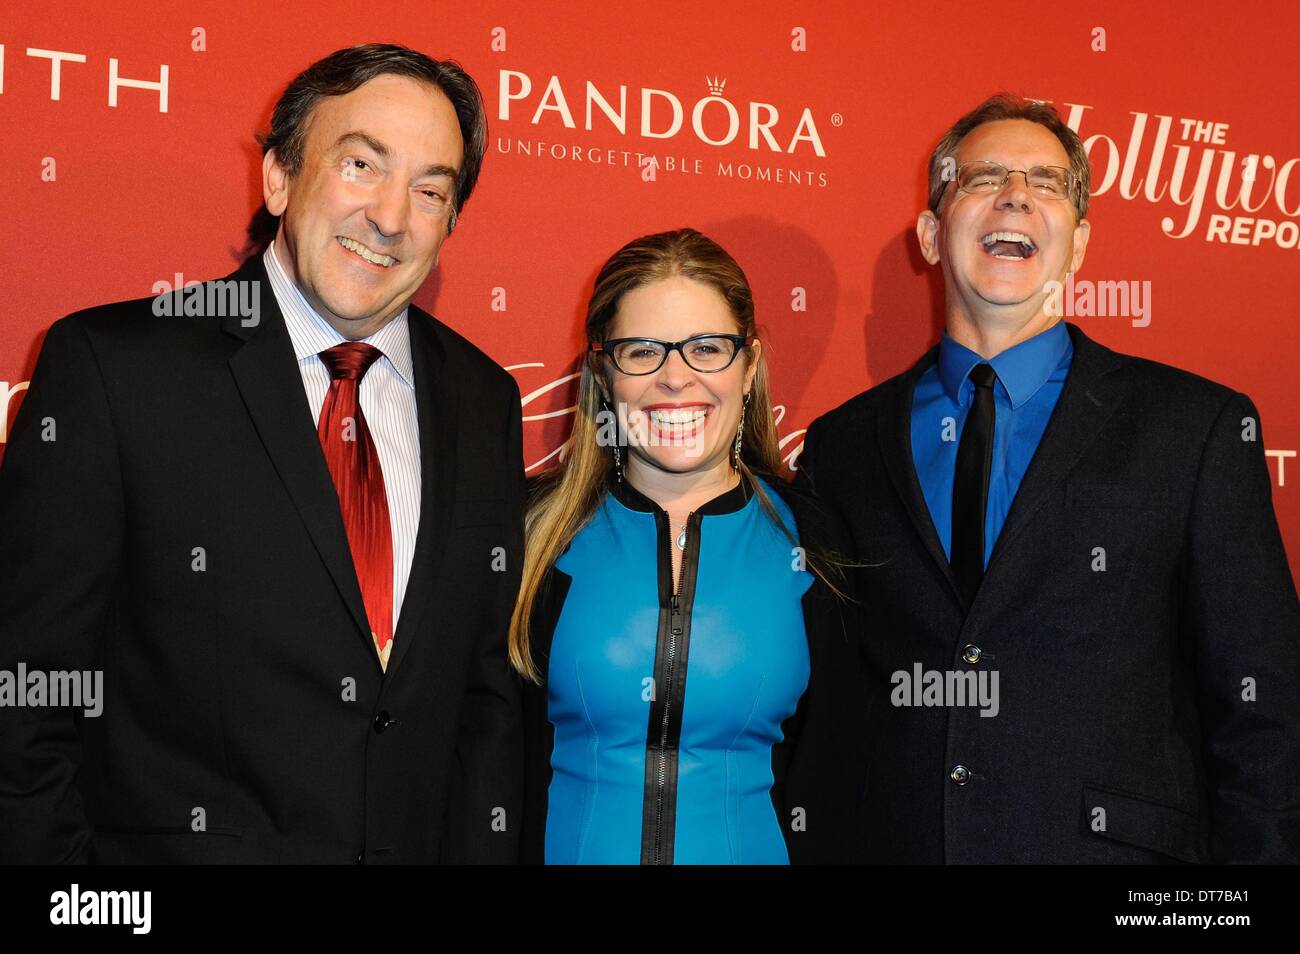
[793,416,822,497]
[1183,391,1300,862]
[518,563,570,865]
[438,376,527,863]
[0,316,124,864]
[775,487,868,863]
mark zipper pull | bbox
[670,594,682,636]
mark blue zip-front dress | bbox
[544,474,813,864]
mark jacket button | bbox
[950,764,971,785]
[373,711,392,733]
[962,644,983,664]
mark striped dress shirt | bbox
[262,241,422,634]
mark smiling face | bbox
[918,118,1090,337]
[262,73,464,339]
[599,275,760,480]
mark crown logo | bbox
[705,76,727,96]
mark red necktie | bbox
[316,343,394,669]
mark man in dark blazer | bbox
[798,94,1300,863]
[0,45,524,863]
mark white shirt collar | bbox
[262,240,415,389]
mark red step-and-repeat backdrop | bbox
[3,0,1297,581]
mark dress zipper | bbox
[651,510,693,864]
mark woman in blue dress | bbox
[512,228,865,864]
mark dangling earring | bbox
[732,391,751,471]
[601,395,624,483]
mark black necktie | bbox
[951,362,997,608]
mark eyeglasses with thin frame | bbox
[591,333,755,375]
[949,160,1077,202]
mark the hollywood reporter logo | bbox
[1063,104,1300,249]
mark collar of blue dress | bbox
[607,468,757,516]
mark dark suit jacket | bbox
[518,473,868,864]
[797,322,1300,863]
[0,253,525,864]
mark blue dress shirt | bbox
[910,321,1073,568]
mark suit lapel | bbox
[876,345,966,607]
[979,323,1129,584]
[222,255,374,655]
[384,308,459,679]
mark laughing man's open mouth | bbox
[980,230,1037,260]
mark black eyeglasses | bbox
[591,334,755,375]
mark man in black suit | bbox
[0,44,524,863]
[798,93,1300,863]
